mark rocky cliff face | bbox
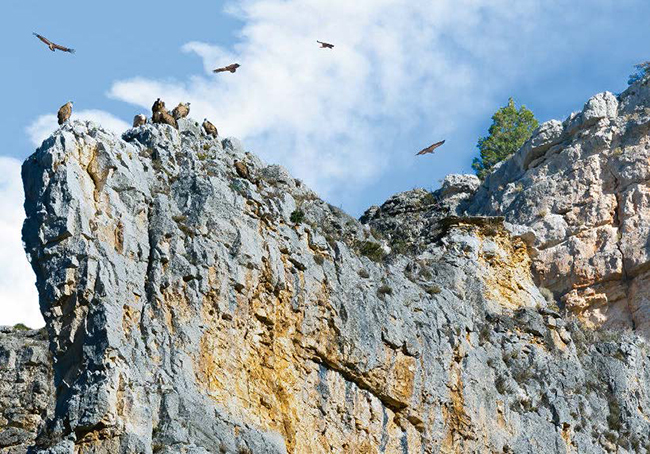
[0,327,53,453]
[15,78,650,453]
[461,86,650,336]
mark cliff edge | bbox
[16,81,650,453]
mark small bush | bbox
[425,284,442,295]
[358,241,384,262]
[628,61,650,85]
[290,209,305,224]
[358,269,370,278]
[421,192,437,206]
[391,239,411,255]
[377,285,393,297]
[13,323,30,331]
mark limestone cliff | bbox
[461,83,650,336]
[13,78,650,453]
[0,327,53,453]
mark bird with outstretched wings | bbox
[33,33,75,53]
[416,140,446,156]
[213,63,240,73]
[317,40,334,49]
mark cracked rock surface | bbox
[461,80,650,335]
[0,327,53,453]
[14,78,650,454]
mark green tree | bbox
[472,98,538,180]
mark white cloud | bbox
[0,157,44,328]
[106,0,590,207]
[26,110,130,147]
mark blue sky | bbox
[2,0,650,327]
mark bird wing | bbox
[33,33,52,46]
[214,63,239,73]
[53,43,75,53]
[416,140,445,156]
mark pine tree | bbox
[472,98,538,180]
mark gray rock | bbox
[0,327,54,453]
[466,77,650,337]
[13,86,650,453]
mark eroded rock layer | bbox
[17,79,650,454]
[0,327,53,453]
[458,83,650,336]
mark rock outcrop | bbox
[14,77,650,453]
[456,82,650,336]
[0,327,54,453]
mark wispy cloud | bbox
[0,157,43,328]
[107,1,556,202]
[26,110,130,147]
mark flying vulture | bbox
[172,102,190,120]
[33,33,75,53]
[416,140,446,156]
[202,119,218,138]
[213,63,240,74]
[133,114,147,127]
[152,98,166,115]
[57,102,73,125]
[317,40,334,49]
[153,110,178,130]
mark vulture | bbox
[213,63,240,74]
[416,140,446,156]
[152,98,166,115]
[317,40,334,49]
[152,110,178,129]
[172,102,190,120]
[133,114,147,127]
[33,33,75,53]
[202,119,218,138]
[57,102,73,125]
[234,160,250,180]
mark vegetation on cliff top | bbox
[472,98,538,180]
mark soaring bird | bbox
[213,63,240,74]
[33,33,75,53]
[152,110,178,129]
[133,114,147,127]
[416,140,446,156]
[57,102,73,125]
[172,102,190,120]
[317,40,334,49]
[202,119,218,138]
[152,98,166,115]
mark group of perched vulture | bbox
[56,99,218,137]
[41,30,444,155]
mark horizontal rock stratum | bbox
[12,78,650,453]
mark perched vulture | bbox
[133,114,147,127]
[172,102,190,120]
[213,63,240,74]
[152,98,166,115]
[152,110,178,129]
[57,102,73,125]
[234,160,250,180]
[33,33,75,53]
[416,140,446,156]
[317,40,334,49]
[202,119,218,138]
